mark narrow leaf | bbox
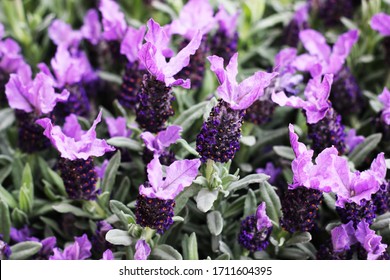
[102,151,121,193]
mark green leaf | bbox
[9,241,42,260]
[0,108,15,132]
[182,233,199,260]
[215,253,230,260]
[47,168,66,197]
[0,184,18,209]
[227,174,269,193]
[349,133,382,167]
[286,232,312,246]
[244,188,257,218]
[278,247,310,260]
[371,213,390,230]
[175,139,199,156]
[259,182,282,225]
[207,210,223,236]
[97,70,122,85]
[244,0,266,23]
[240,136,256,146]
[11,208,28,227]
[110,200,136,226]
[113,176,131,203]
[273,146,295,161]
[19,163,34,214]
[174,184,202,215]
[194,188,219,213]
[0,198,11,242]
[150,244,183,260]
[102,151,121,193]
[0,165,12,184]
[107,137,142,152]
[52,203,91,218]
[173,100,209,132]
[105,229,133,246]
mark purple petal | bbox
[345,129,365,153]
[256,162,281,185]
[299,29,331,61]
[141,131,159,153]
[348,171,380,205]
[99,0,127,41]
[62,114,84,139]
[288,124,308,157]
[101,249,114,260]
[50,248,66,260]
[5,66,33,113]
[370,13,390,36]
[156,125,182,148]
[144,19,171,53]
[256,202,272,230]
[274,48,297,72]
[291,53,320,72]
[120,25,146,63]
[369,152,386,184]
[215,5,240,38]
[95,159,109,179]
[355,221,387,260]
[48,19,82,49]
[40,237,57,257]
[207,55,226,84]
[105,116,131,138]
[81,9,102,45]
[146,156,164,194]
[66,234,92,260]
[10,226,32,242]
[51,46,85,87]
[0,38,27,73]
[379,88,390,125]
[331,221,357,252]
[138,42,163,80]
[134,240,151,260]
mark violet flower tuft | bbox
[134,240,151,260]
[50,234,92,260]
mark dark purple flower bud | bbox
[0,235,11,260]
[336,199,377,227]
[283,4,309,47]
[243,98,277,125]
[372,181,390,215]
[238,202,273,252]
[308,0,354,26]
[119,61,146,110]
[91,221,113,257]
[330,66,365,117]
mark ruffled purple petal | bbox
[331,221,357,252]
[299,29,331,61]
[355,221,387,260]
[48,19,82,49]
[120,25,146,63]
[256,202,272,230]
[81,9,102,45]
[99,0,127,41]
[156,125,182,148]
[105,116,131,138]
[379,87,390,124]
[215,5,240,38]
[134,240,151,260]
[370,13,390,36]
[101,249,114,260]
[5,65,33,113]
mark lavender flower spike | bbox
[50,234,92,260]
[139,19,202,88]
[378,87,390,125]
[208,53,278,110]
[370,13,390,36]
[36,111,115,160]
[134,240,151,260]
[120,26,146,64]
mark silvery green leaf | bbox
[107,137,142,152]
[110,200,136,226]
[244,189,257,218]
[0,198,11,242]
[278,247,310,260]
[349,133,382,167]
[325,222,341,232]
[0,165,12,184]
[371,213,390,230]
[181,233,199,260]
[219,241,233,259]
[223,195,246,219]
[227,174,269,193]
[254,251,271,260]
[172,216,184,222]
[9,241,42,260]
[105,229,132,246]
[323,193,336,212]
[273,146,295,161]
[11,208,28,227]
[173,100,209,132]
[0,108,15,132]
[195,188,219,213]
[259,182,282,225]
[215,253,230,260]
[174,184,202,215]
[150,244,183,260]
[286,232,312,246]
[98,70,122,85]
[113,176,131,203]
[176,139,199,156]
[245,0,265,23]
[207,210,223,236]
[0,184,17,209]
[102,150,121,193]
[52,203,91,218]
[240,136,256,146]
[18,164,34,214]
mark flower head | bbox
[50,234,92,260]
[81,9,102,45]
[169,0,215,40]
[0,24,27,74]
[370,13,390,37]
[134,240,151,260]
[5,65,70,115]
[139,156,201,200]
[120,25,146,64]
[105,116,131,138]
[139,19,202,88]
[293,29,359,75]
[331,221,357,252]
[378,87,390,125]
[208,53,278,110]
[99,0,127,41]
[256,202,272,230]
[140,125,182,156]
[272,73,333,123]
[36,111,115,160]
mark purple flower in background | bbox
[50,234,92,260]
[10,226,39,242]
[273,72,333,124]
[238,202,273,252]
[5,65,70,115]
[81,9,102,45]
[134,240,151,260]
[309,0,354,26]
[95,159,109,179]
[37,111,115,160]
[370,13,390,36]
[120,26,146,65]
[355,221,388,260]
[256,162,281,185]
[105,116,131,138]
[48,19,83,49]
[101,249,114,260]
[196,53,277,163]
[283,4,309,47]
[345,129,364,153]
[331,221,357,252]
[38,237,57,259]
[293,29,359,75]
[169,0,215,40]
[378,87,390,125]
[136,156,200,233]
[99,0,127,41]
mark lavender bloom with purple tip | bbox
[136,19,202,132]
[141,125,182,165]
[196,53,277,163]
[118,25,147,110]
[345,129,364,153]
[134,240,151,260]
[50,234,92,260]
[136,156,200,233]
[238,202,273,252]
[36,111,115,200]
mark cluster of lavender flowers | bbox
[0,0,390,261]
